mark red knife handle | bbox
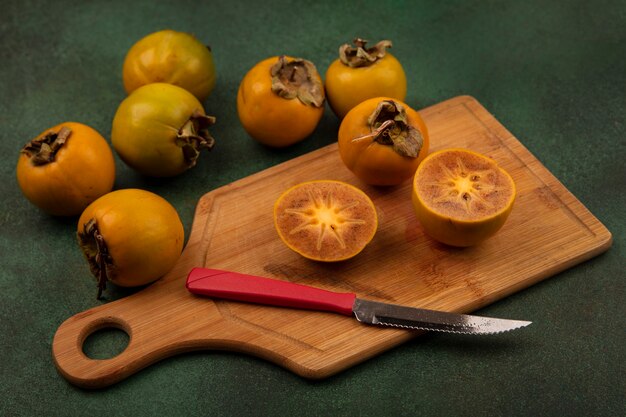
[186,268,356,316]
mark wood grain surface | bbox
[52,96,612,388]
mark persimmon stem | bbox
[354,100,424,158]
[270,56,325,108]
[339,38,392,68]
[351,120,396,143]
[21,127,72,166]
[176,110,216,169]
[77,218,113,299]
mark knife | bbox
[186,268,531,335]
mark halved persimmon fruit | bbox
[412,149,516,247]
[274,180,378,262]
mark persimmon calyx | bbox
[77,218,114,299]
[270,56,325,108]
[352,100,423,158]
[339,38,392,68]
[21,126,72,166]
[176,110,216,169]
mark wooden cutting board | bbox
[52,96,612,388]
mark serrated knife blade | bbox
[352,299,530,334]
[186,268,531,335]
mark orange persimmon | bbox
[122,30,216,101]
[325,38,407,119]
[338,97,429,186]
[237,55,325,147]
[77,189,184,298]
[16,122,115,216]
[274,180,378,262]
[412,148,516,247]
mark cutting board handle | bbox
[51,279,215,390]
[52,303,155,388]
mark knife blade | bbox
[186,268,531,335]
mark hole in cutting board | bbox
[82,327,130,360]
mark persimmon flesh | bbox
[274,180,378,262]
[412,149,516,247]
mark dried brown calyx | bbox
[339,38,393,68]
[353,100,424,158]
[77,218,114,299]
[270,56,325,108]
[176,110,216,169]
[21,127,72,166]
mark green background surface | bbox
[1,0,624,416]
